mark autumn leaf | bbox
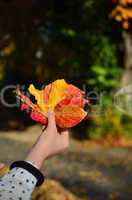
[111,0,132,29]
[15,79,87,128]
[55,105,87,128]
[48,79,68,109]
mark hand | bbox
[25,110,69,169]
[41,110,69,159]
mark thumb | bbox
[47,109,56,128]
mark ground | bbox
[0,125,132,200]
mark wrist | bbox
[25,160,39,169]
[25,143,48,169]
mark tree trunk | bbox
[121,31,132,86]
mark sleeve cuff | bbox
[10,161,44,187]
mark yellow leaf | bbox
[28,79,68,112]
[28,84,47,113]
[48,79,68,109]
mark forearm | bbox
[25,132,48,169]
[0,110,69,200]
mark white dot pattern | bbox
[0,167,37,200]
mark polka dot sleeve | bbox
[0,162,44,200]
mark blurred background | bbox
[0,0,132,200]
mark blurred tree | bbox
[0,0,120,129]
[111,0,132,86]
[0,0,119,86]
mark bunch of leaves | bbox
[15,79,88,129]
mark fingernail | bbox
[47,109,54,117]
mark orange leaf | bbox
[55,105,87,128]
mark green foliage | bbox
[86,36,120,91]
[88,98,132,140]
[89,109,122,140]
[121,115,132,137]
[73,92,132,140]
[87,65,120,90]
[90,36,118,67]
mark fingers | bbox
[61,129,69,140]
[61,130,69,149]
[47,109,56,129]
[61,129,69,135]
